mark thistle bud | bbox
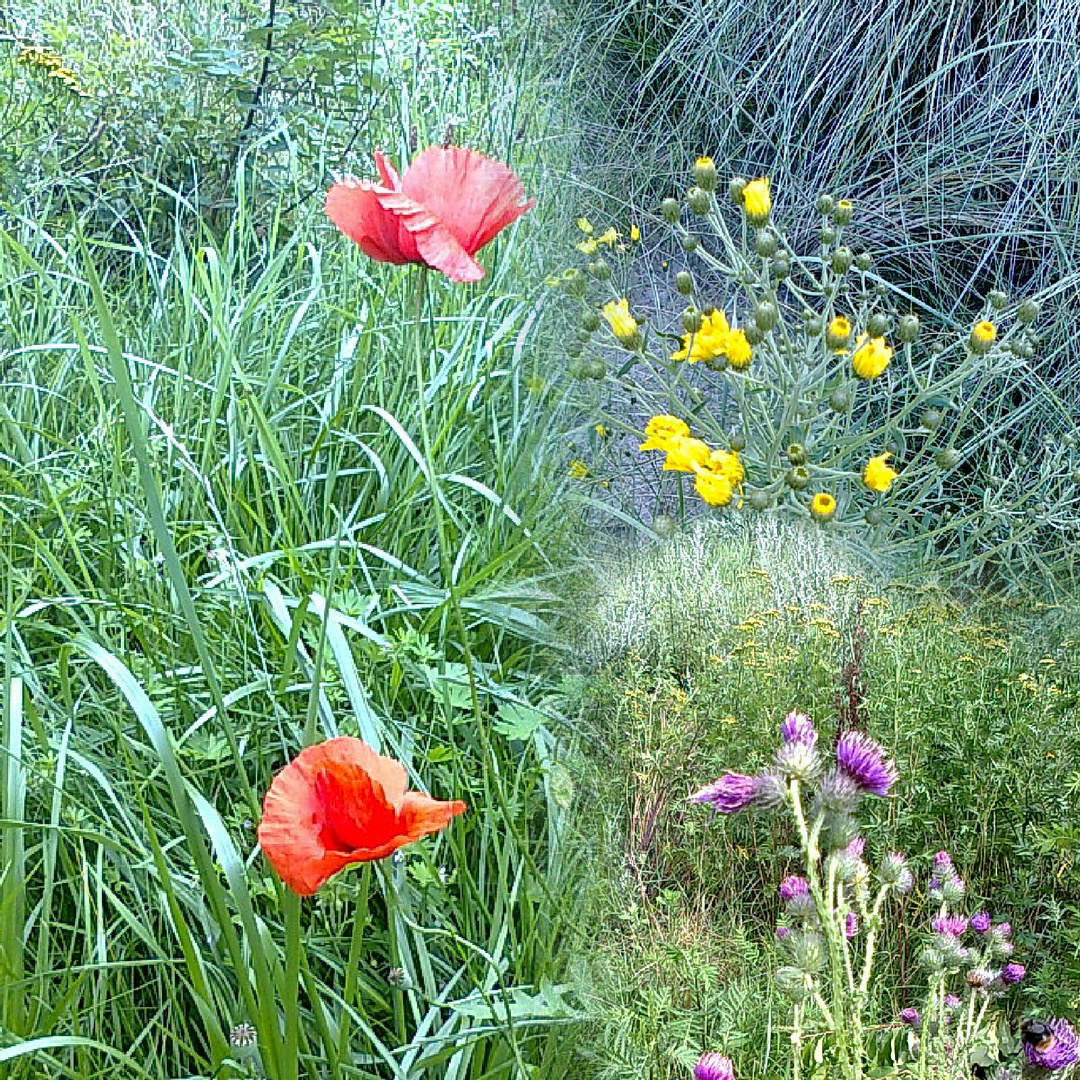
[988,289,1008,310]
[682,307,703,333]
[855,252,873,271]
[819,227,836,246]
[832,200,853,226]
[687,187,711,215]
[816,194,834,215]
[787,466,811,491]
[896,314,920,343]
[920,946,945,974]
[661,197,681,223]
[560,268,587,299]
[920,407,942,431]
[831,246,853,273]
[786,443,808,465]
[791,931,826,973]
[588,260,611,281]
[680,235,698,252]
[755,231,778,257]
[864,507,883,525]
[773,252,791,278]
[693,155,718,191]
[1017,298,1040,324]
[581,310,601,333]
[935,448,960,470]
[585,359,607,380]
[755,300,779,331]
[775,966,810,1001]
[675,270,695,295]
[729,176,748,204]
[867,312,890,338]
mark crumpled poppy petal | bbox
[373,149,402,190]
[325,183,411,265]
[257,736,466,896]
[378,191,485,283]
[401,147,536,255]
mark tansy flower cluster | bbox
[575,217,640,255]
[16,44,85,95]
[639,415,744,506]
[671,308,753,370]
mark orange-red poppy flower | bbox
[257,736,466,896]
[325,147,535,282]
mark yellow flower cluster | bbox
[639,415,743,506]
[576,218,640,254]
[17,44,84,94]
[670,309,752,370]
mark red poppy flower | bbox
[257,736,466,896]
[325,147,535,282]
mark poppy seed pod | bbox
[773,252,791,278]
[661,197,681,223]
[897,314,920,343]
[693,156,718,192]
[831,247,853,273]
[682,307,703,333]
[819,227,836,246]
[1017,298,1041,324]
[832,200,853,226]
[816,194,834,215]
[756,231,778,257]
[687,187,711,215]
[867,312,890,338]
[676,270,695,295]
[755,300,779,331]
[855,252,872,271]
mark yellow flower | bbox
[639,415,690,451]
[742,177,771,224]
[671,308,729,363]
[862,452,898,493]
[810,492,837,522]
[694,470,734,506]
[725,328,753,370]
[970,320,996,353]
[826,316,852,352]
[595,424,609,437]
[663,435,712,473]
[596,227,619,246]
[576,238,598,254]
[851,335,893,379]
[601,298,639,345]
[568,460,589,479]
[630,224,641,241]
[577,217,593,234]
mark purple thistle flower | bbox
[845,912,859,938]
[945,994,961,1009]
[776,925,792,940]
[993,921,1012,939]
[843,836,866,858]
[689,773,761,813]
[900,1007,921,1028]
[933,850,954,873]
[835,732,898,796]
[929,877,941,894]
[1024,1019,1080,1071]
[780,711,817,747]
[942,874,966,903]
[1001,962,1025,984]
[695,1052,735,1080]
[971,911,991,933]
[780,876,809,903]
[932,915,969,937]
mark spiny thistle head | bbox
[835,731,898,796]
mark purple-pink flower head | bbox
[1023,1019,1080,1071]
[835,731,898,796]
[1001,962,1025,984]
[843,836,866,859]
[780,876,809,903]
[689,773,762,814]
[993,921,1012,939]
[932,915,969,937]
[933,851,955,874]
[900,1007,921,1029]
[945,994,961,1009]
[971,911,991,933]
[781,711,817,747]
[694,1052,735,1080]
[776,925,792,941]
[845,912,859,938]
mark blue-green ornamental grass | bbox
[688,710,1079,1080]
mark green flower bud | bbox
[920,946,945,974]
[675,270,695,295]
[832,199,853,226]
[576,327,592,342]
[969,320,996,354]
[744,322,765,346]
[729,176,748,204]
[730,434,747,451]
[920,407,942,430]
[855,252,873,271]
[819,227,836,246]
[687,187,711,215]
[787,465,811,491]
[585,358,607,380]
[864,507,884,526]
[560,268,587,299]
[565,341,583,359]
[755,300,779,331]
[704,353,729,372]
[773,252,791,278]
[1071,470,1080,485]
[749,489,771,510]
[791,931,826,973]
[867,312,890,338]
[588,260,611,281]
[653,514,678,538]
[581,309,601,333]
[935,448,960,470]
[787,443,808,465]
[1017,298,1041,324]
[805,315,823,337]
[680,235,698,253]
[661,197,681,224]
[829,387,851,412]
[682,307,703,333]
[816,194,834,215]
[897,314,920,343]
[566,357,585,377]
[755,230,778,257]
[988,289,1009,310]
[831,246,853,273]
[692,156,718,192]
[775,966,810,1001]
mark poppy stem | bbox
[281,887,302,1080]
[338,863,372,1060]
